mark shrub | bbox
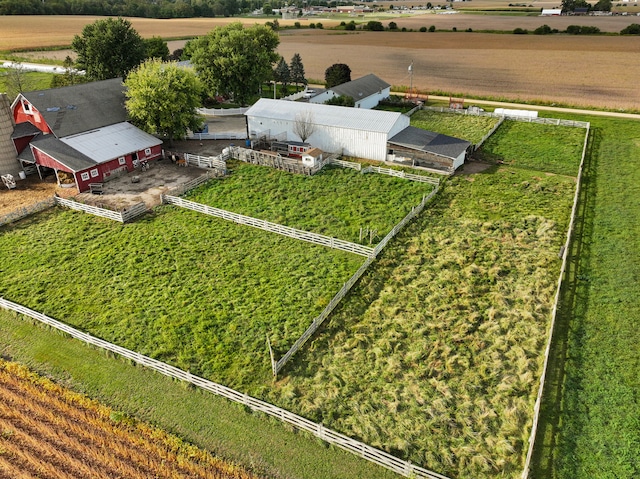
[513,27,528,34]
[466,27,473,32]
[309,22,316,29]
[452,26,457,31]
[566,25,600,34]
[620,23,640,34]
[316,22,323,29]
[389,21,398,30]
[402,27,407,32]
[294,21,301,28]
[429,25,436,32]
[420,26,427,32]
[345,21,356,31]
[534,24,552,34]
[366,20,384,31]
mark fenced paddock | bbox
[422,106,590,128]
[362,166,441,186]
[54,197,147,223]
[162,195,375,257]
[164,170,216,197]
[0,297,450,479]
[183,153,227,172]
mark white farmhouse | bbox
[245,98,409,161]
[309,74,391,109]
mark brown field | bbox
[3,15,640,110]
[0,359,260,479]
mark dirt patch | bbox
[0,175,75,217]
[456,160,494,176]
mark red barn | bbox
[10,78,162,192]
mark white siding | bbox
[452,151,466,170]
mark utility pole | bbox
[408,61,414,98]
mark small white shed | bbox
[301,147,324,167]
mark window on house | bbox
[144,148,151,155]
[80,172,90,181]
[90,168,99,178]
[118,156,126,165]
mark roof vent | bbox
[66,105,77,110]
[46,107,60,112]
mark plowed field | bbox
[0,359,260,479]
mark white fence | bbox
[184,153,228,172]
[421,106,590,128]
[0,297,450,479]
[162,195,374,257]
[362,166,441,185]
[188,131,247,141]
[521,122,591,479]
[327,158,362,170]
[165,171,216,197]
[197,107,249,116]
[474,116,505,151]
[54,197,147,223]
[0,197,55,227]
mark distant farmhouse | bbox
[10,79,162,193]
[309,74,391,109]
[246,98,470,171]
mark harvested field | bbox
[5,16,640,110]
[0,359,260,479]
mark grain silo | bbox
[0,93,21,177]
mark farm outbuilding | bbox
[387,126,471,172]
[10,78,162,193]
[309,74,391,109]
[245,98,409,162]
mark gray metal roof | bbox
[61,122,162,163]
[330,74,390,101]
[30,134,97,172]
[21,78,127,138]
[246,98,404,134]
[11,121,41,139]
[388,126,471,160]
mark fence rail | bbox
[421,106,590,128]
[521,122,591,479]
[162,196,374,257]
[230,147,323,176]
[362,166,441,185]
[327,158,362,170]
[0,197,55,227]
[188,131,247,141]
[165,171,216,197]
[0,297,450,479]
[184,153,227,172]
[54,197,147,223]
[474,116,505,151]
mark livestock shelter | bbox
[309,74,391,109]
[245,98,409,162]
[10,78,162,193]
[387,126,471,172]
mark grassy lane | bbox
[268,166,576,479]
[0,206,362,391]
[186,163,432,244]
[0,311,398,479]
[531,116,640,478]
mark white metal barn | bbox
[245,98,409,161]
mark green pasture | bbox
[0,67,55,96]
[0,206,362,390]
[186,163,433,243]
[410,109,501,144]
[477,121,586,176]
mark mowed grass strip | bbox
[532,115,640,479]
[410,110,501,144]
[0,312,398,479]
[0,205,362,390]
[267,166,576,479]
[477,121,585,176]
[186,163,432,243]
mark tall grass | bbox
[186,163,432,243]
[0,206,362,390]
[267,166,576,479]
[477,121,585,176]
[410,110,501,144]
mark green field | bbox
[186,163,433,243]
[0,206,362,390]
[477,121,586,176]
[0,67,55,96]
[531,115,640,479]
[411,109,501,144]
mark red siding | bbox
[12,135,37,155]
[12,98,52,134]
[31,147,74,174]
[137,144,162,161]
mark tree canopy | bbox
[144,36,170,61]
[325,63,351,88]
[561,0,590,12]
[124,59,203,147]
[289,53,306,87]
[188,23,280,106]
[72,17,145,81]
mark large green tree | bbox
[188,22,279,106]
[289,53,306,88]
[324,63,351,88]
[273,56,291,96]
[72,17,146,81]
[144,36,170,61]
[124,59,203,147]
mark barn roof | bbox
[330,74,390,101]
[11,121,41,139]
[388,126,470,160]
[246,98,403,134]
[60,122,162,163]
[21,78,127,138]
[30,134,96,172]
